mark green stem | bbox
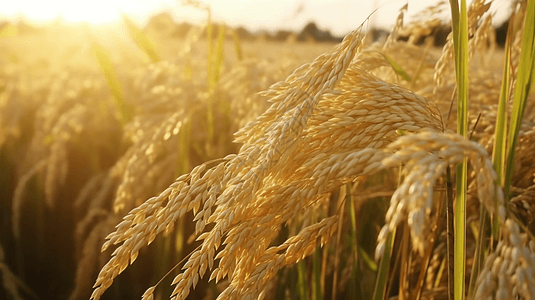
[449,0,469,298]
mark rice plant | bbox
[1,0,534,299]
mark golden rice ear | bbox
[376,131,504,259]
[511,127,535,187]
[44,104,91,207]
[470,14,495,63]
[91,25,367,299]
[474,220,535,299]
[90,14,460,297]
[165,26,369,300]
[218,216,339,299]
[383,3,408,50]
[510,185,535,225]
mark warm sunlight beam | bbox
[1,0,511,35]
[1,0,170,24]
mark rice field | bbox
[1,0,534,299]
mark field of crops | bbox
[1,0,535,299]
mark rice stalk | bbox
[372,227,395,300]
[312,226,322,300]
[0,243,37,300]
[504,0,535,199]
[448,0,470,298]
[331,185,346,300]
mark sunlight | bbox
[2,0,141,24]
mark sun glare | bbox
[2,0,149,25]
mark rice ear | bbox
[474,220,535,299]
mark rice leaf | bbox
[92,42,132,124]
[298,260,309,300]
[177,120,191,176]
[504,0,535,199]
[467,208,489,299]
[372,229,395,300]
[312,209,323,300]
[347,183,359,272]
[488,0,519,251]
[122,14,161,63]
[206,9,213,88]
[210,25,225,90]
[357,246,377,272]
[383,54,412,82]
[312,244,322,300]
[492,17,514,190]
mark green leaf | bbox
[383,54,412,82]
[372,229,395,300]
[122,14,161,63]
[504,0,535,199]
[93,42,132,124]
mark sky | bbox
[0,0,512,36]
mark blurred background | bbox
[0,0,513,36]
